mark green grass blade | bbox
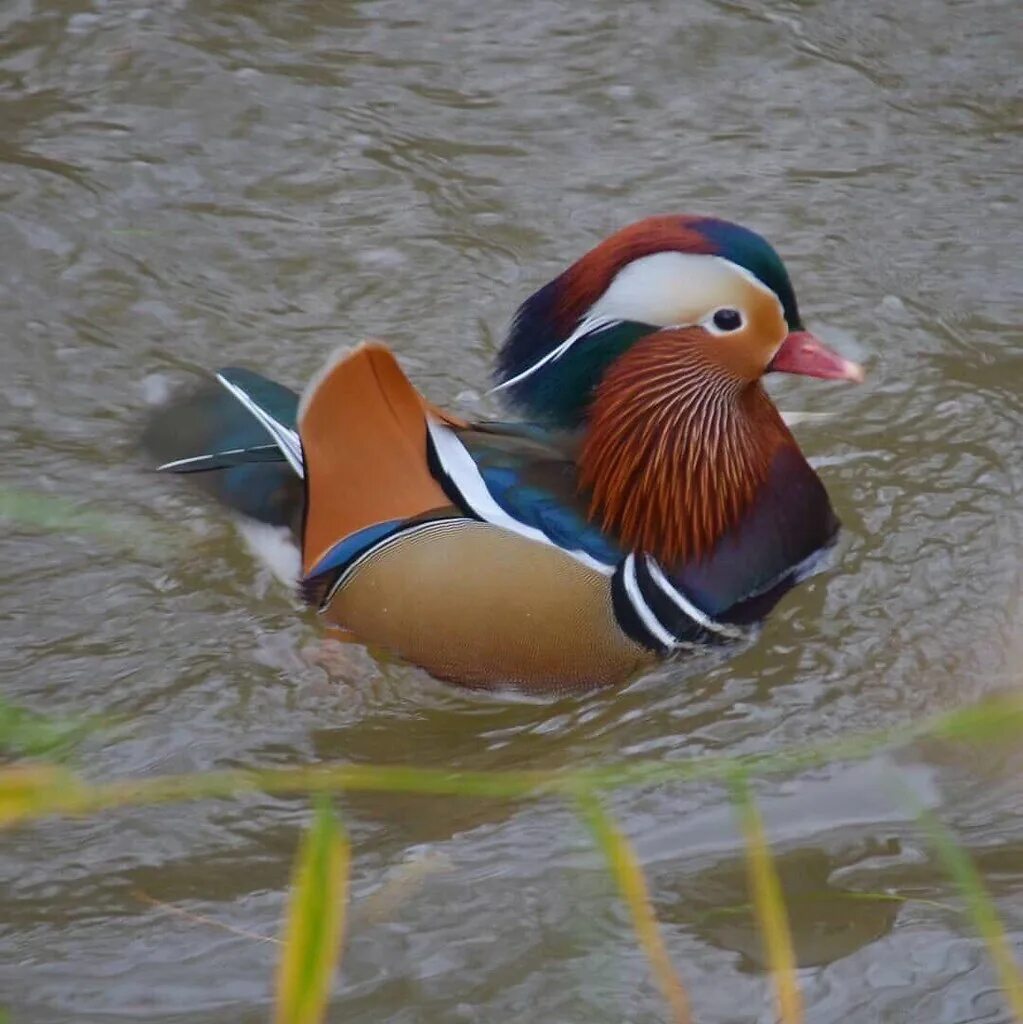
[275,797,351,1024]
[915,806,1023,1022]
[0,486,168,555]
[576,790,691,1024]
[730,772,803,1024]
[0,697,108,760]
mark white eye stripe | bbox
[495,250,787,391]
[591,251,782,331]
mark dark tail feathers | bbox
[142,370,304,531]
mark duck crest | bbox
[578,328,796,566]
[556,216,716,317]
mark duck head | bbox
[495,214,861,424]
[495,215,863,564]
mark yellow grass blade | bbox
[0,765,75,827]
[576,790,691,1024]
[4,694,1023,831]
[275,797,351,1024]
[730,773,803,1024]
[915,807,1023,1022]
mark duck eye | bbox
[712,308,743,332]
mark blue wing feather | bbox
[444,424,623,568]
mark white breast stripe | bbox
[643,557,741,639]
[490,315,621,393]
[216,374,305,479]
[622,554,678,649]
[426,417,614,576]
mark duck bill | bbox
[769,330,864,383]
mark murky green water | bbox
[3,0,1022,1020]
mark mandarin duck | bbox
[144,216,863,690]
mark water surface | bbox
[2,0,1022,1021]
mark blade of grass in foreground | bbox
[0,764,77,826]
[0,486,169,556]
[4,695,1023,829]
[275,797,351,1024]
[0,696,108,760]
[576,790,691,1024]
[730,772,803,1024]
[915,805,1023,1022]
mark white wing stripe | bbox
[426,417,614,576]
[157,449,245,472]
[216,374,305,479]
[157,445,280,472]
